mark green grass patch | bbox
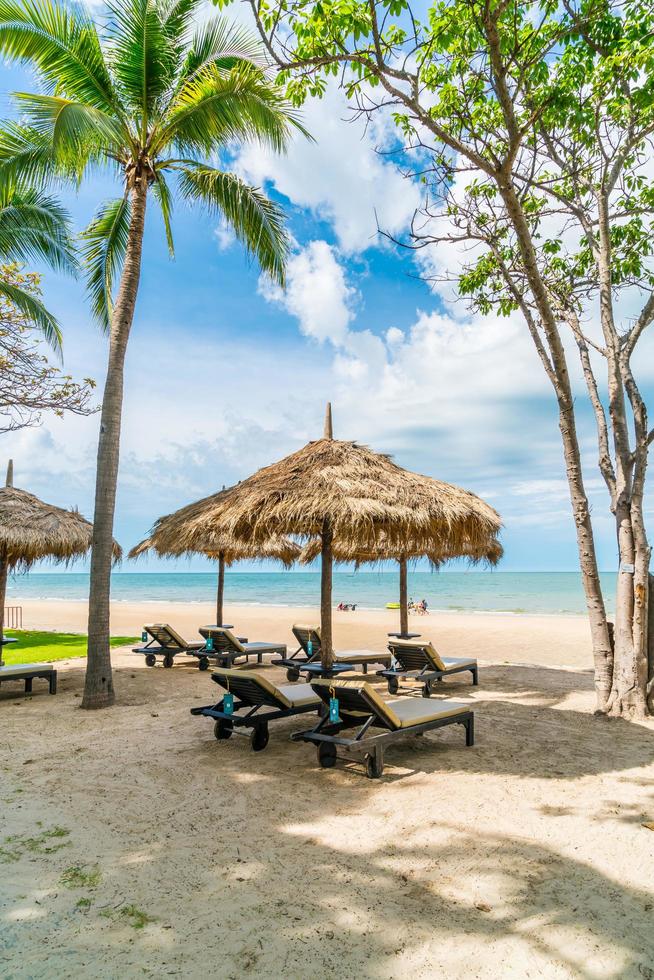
[4,631,138,665]
[76,897,92,910]
[100,903,155,930]
[60,864,102,889]
[1,826,71,863]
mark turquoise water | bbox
[6,571,618,615]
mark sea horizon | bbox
[6,570,619,616]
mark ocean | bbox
[5,571,618,616]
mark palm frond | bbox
[151,170,174,256]
[175,16,266,92]
[0,276,62,351]
[0,0,118,112]
[178,164,288,285]
[157,62,302,157]
[0,179,77,273]
[0,122,61,185]
[107,0,177,128]
[80,196,131,331]
[14,93,126,175]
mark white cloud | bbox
[259,240,355,345]
[234,84,422,255]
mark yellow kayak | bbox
[385,602,401,609]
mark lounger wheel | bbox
[250,724,269,752]
[422,683,432,698]
[198,656,210,671]
[365,752,384,779]
[286,668,300,682]
[318,742,337,768]
[214,719,233,740]
[387,676,399,695]
[163,653,174,669]
[145,654,157,668]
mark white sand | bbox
[2,601,654,978]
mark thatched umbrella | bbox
[0,460,122,660]
[299,534,503,635]
[129,492,300,625]
[168,404,502,666]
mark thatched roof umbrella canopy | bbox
[129,490,300,626]
[177,406,502,664]
[0,460,121,648]
[299,533,503,634]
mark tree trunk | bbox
[82,178,148,709]
[0,554,7,666]
[500,181,614,710]
[399,556,408,636]
[648,574,654,706]
[608,502,649,717]
[320,517,334,668]
[216,553,225,626]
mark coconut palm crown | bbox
[0,0,305,709]
[0,0,301,315]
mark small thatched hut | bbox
[0,460,121,652]
[170,405,502,665]
[129,492,300,625]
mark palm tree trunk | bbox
[399,556,408,636]
[82,178,148,709]
[320,517,334,668]
[216,553,225,625]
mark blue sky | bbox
[2,33,651,575]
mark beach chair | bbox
[381,639,478,695]
[274,624,322,680]
[292,678,474,778]
[276,624,391,680]
[0,662,57,695]
[198,627,286,668]
[190,667,322,751]
[132,624,209,670]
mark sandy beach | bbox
[2,601,654,977]
[17,598,595,670]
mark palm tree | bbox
[0,176,77,349]
[0,0,302,708]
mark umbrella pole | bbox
[399,556,408,636]
[320,517,334,667]
[216,552,225,626]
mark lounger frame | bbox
[199,628,286,668]
[133,624,210,670]
[190,672,321,751]
[380,641,478,694]
[292,686,474,778]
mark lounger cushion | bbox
[211,668,319,709]
[243,641,286,653]
[333,649,391,665]
[293,624,321,637]
[276,683,321,708]
[385,697,471,728]
[441,657,477,670]
[312,679,400,728]
[0,663,53,678]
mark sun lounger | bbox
[292,678,474,778]
[190,667,322,751]
[0,662,57,695]
[199,627,286,668]
[381,639,478,694]
[276,625,391,680]
[132,624,209,669]
[274,624,322,679]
